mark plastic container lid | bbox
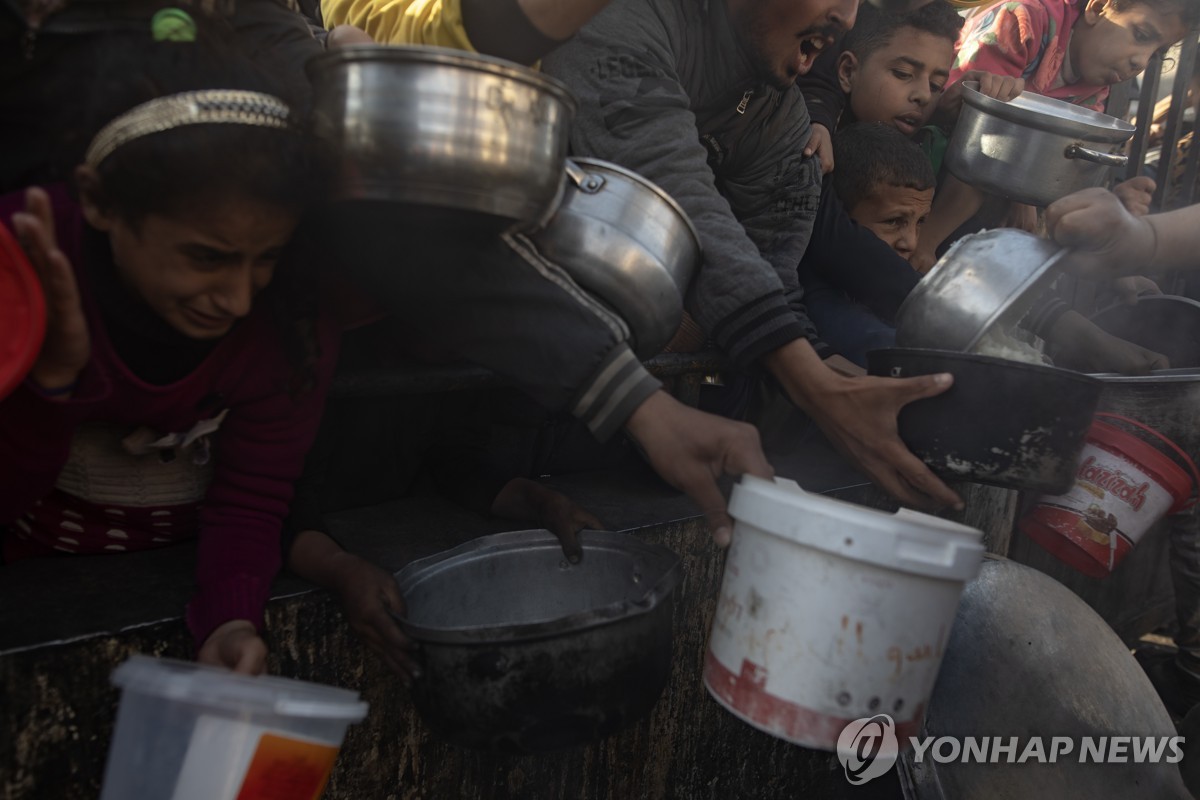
[0,220,46,402]
[111,655,369,721]
[728,476,984,582]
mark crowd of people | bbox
[1,0,1198,710]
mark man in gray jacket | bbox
[543,0,963,510]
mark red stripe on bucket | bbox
[703,650,922,748]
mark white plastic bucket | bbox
[100,655,369,800]
[704,476,984,751]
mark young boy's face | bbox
[848,183,934,261]
[837,27,955,135]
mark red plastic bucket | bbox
[0,220,46,401]
[1019,413,1200,577]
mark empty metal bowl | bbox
[894,229,1067,352]
[394,529,682,753]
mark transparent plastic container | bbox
[100,655,368,800]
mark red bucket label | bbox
[1023,444,1175,574]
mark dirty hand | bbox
[1046,310,1169,374]
[1004,201,1038,233]
[197,620,268,675]
[326,552,422,686]
[1113,176,1155,217]
[1046,188,1153,279]
[491,478,604,564]
[805,123,835,175]
[937,71,1023,122]
[11,187,90,393]
[769,342,962,511]
[1112,275,1162,305]
[624,390,774,547]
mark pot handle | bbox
[1094,412,1200,511]
[1064,145,1127,168]
[564,159,606,194]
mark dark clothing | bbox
[543,0,831,366]
[0,0,321,190]
[322,204,662,441]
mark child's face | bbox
[837,27,955,136]
[1072,0,1187,86]
[85,192,298,340]
[848,184,934,261]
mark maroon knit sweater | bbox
[0,187,340,645]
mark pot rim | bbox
[393,529,683,645]
[306,44,578,113]
[961,81,1134,143]
[566,157,703,251]
[1093,366,1200,383]
[872,346,1104,386]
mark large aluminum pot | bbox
[895,229,1067,352]
[308,45,576,226]
[532,159,702,357]
[395,529,682,754]
[946,82,1135,206]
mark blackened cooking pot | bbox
[394,529,682,753]
[867,348,1102,493]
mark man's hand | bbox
[197,620,268,675]
[327,24,375,47]
[766,340,963,511]
[1046,188,1155,280]
[805,123,835,175]
[1046,310,1169,374]
[1112,275,1161,305]
[623,390,774,547]
[1113,176,1155,217]
[491,478,604,563]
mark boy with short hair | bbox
[832,122,936,261]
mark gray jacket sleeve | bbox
[542,4,828,366]
[323,203,660,441]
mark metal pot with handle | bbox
[307,45,576,227]
[532,158,702,357]
[946,82,1135,206]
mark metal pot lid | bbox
[961,81,1135,143]
[306,44,578,111]
[393,529,683,645]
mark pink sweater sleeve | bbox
[950,2,1045,86]
[185,315,342,645]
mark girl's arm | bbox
[186,313,342,663]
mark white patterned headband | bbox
[84,89,292,169]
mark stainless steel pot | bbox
[532,159,701,357]
[395,529,683,753]
[307,45,576,225]
[946,82,1135,206]
[895,229,1067,352]
[1095,368,1200,466]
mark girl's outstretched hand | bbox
[11,187,90,394]
[197,619,269,675]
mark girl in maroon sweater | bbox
[0,39,336,674]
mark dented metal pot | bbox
[394,529,682,753]
[867,348,1102,493]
